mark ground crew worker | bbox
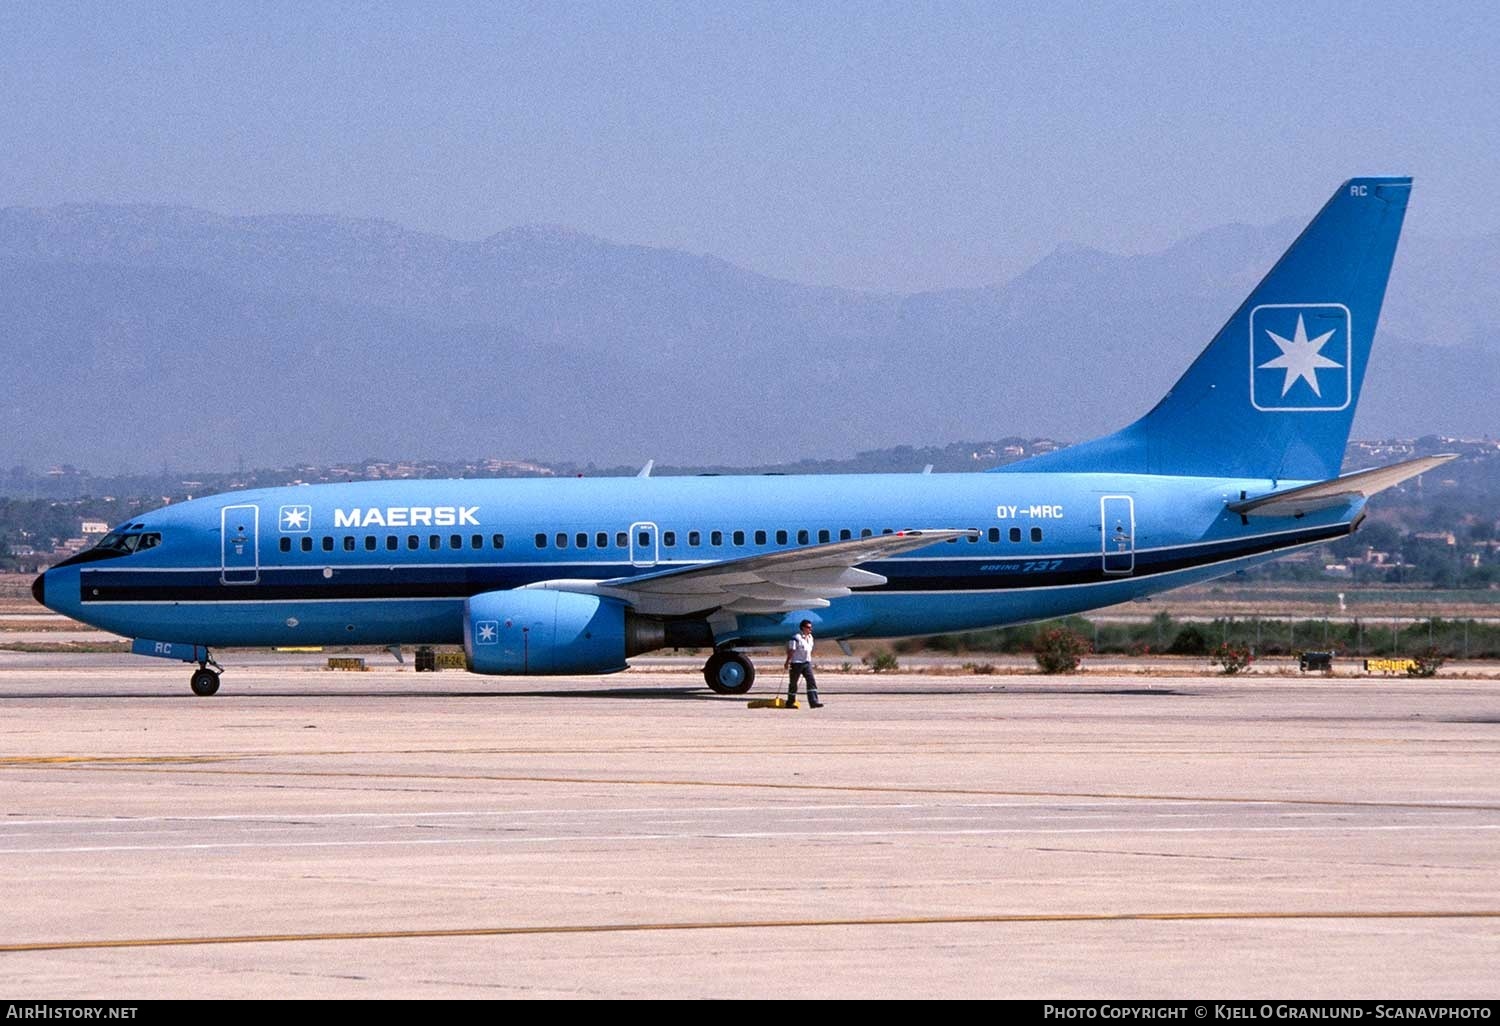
[784,619,822,708]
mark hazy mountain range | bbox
[2,203,1495,472]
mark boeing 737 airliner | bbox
[33,177,1451,696]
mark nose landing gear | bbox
[190,667,220,696]
[189,653,224,697]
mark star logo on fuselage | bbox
[1248,304,1352,412]
[278,505,312,533]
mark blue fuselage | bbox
[38,471,1355,651]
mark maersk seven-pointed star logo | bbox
[474,620,499,645]
[278,505,312,533]
[1249,304,1352,412]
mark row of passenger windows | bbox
[533,525,1045,549]
[280,533,506,554]
[276,525,1047,556]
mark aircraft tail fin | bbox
[998,178,1412,481]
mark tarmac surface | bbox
[1,653,1498,999]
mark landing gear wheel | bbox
[190,667,221,697]
[704,650,756,695]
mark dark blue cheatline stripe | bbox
[870,523,1349,592]
[79,524,1347,604]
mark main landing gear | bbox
[703,649,756,695]
[189,653,224,697]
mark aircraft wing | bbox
[1227,454,1457,519]
[521,529,973,616]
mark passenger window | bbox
[988,527,1001,543]
[595,532,608,548]
[663,531,676,547]
[755,530,767,545]
[688,531,701,547]
[449,535,461,549]
[472,535,483,549]
[775,530,788,545]
[555,533,568,549]
[322,536,333,552]
[364,536,376,551]
[711,530,723,546]
[860,529,873,538]
[1009,527,1021,543]
[840,529,852,541]
[535,533,547,548]
[616,531,628,547]
[386,536,398,551]
[493,534,506,549]
[1031,527,1043,543]
[637,531,650,548]
[408,535,419,550]
[279,537,291,553]
[429,535,441,550]
[818,529,830,544]
[343,536,355,551]
[301,537,313,552]
[733,530,745,546]
[881,528,894,535]
[576,532,588,549]
[968,530,979,543]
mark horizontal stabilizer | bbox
[1227,454,1457,518]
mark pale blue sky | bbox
[2,1,1496,291]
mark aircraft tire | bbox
[190,668,221,697]
[704,651,755,695]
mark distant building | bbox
[80,520,109,535]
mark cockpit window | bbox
[94,531,162,554]
[53,529,163,569]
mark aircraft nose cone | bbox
[31,572,45,607]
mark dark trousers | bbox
[787,662,818,701]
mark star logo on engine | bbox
[475,621,499,644]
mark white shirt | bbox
[787,632,815,664]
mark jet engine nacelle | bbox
[463,589,644,675]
